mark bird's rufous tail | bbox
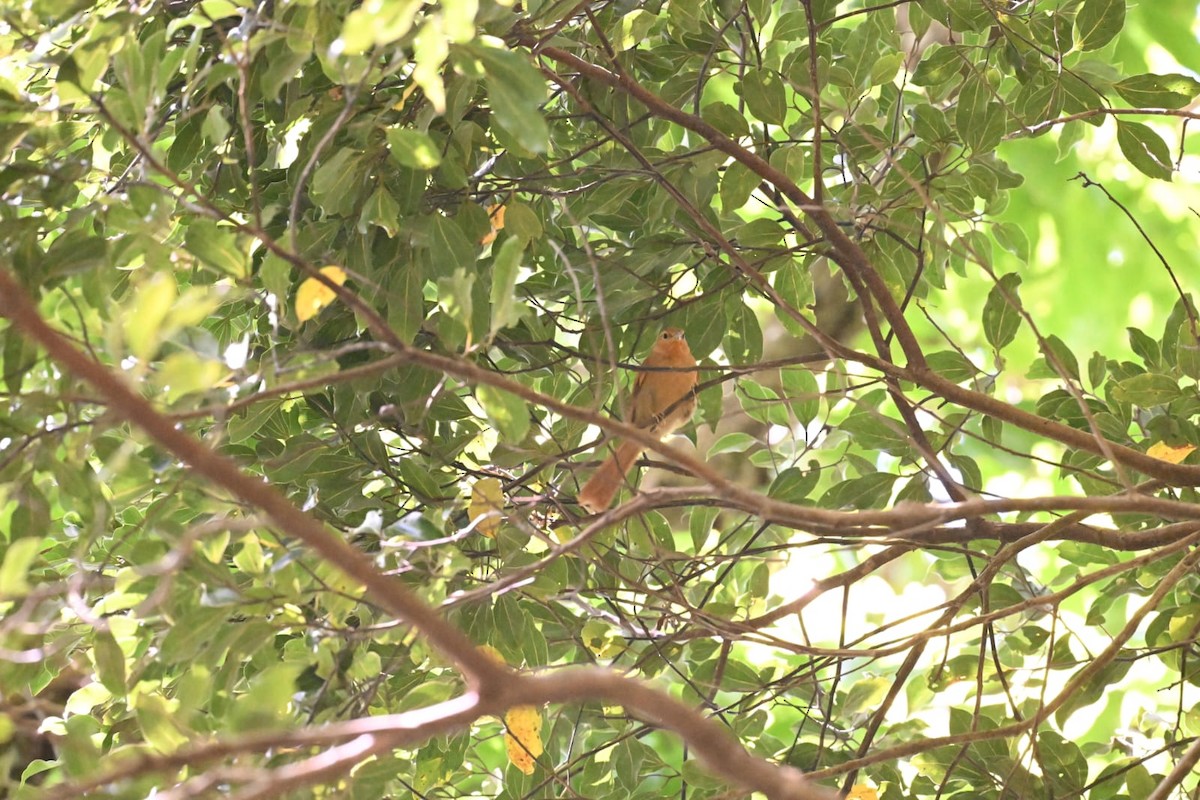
[578,440,643,513]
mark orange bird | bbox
[578,327,698,513]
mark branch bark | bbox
[0,265,837,800]
[522,39,1200,488]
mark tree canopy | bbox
[3,1,1200,798]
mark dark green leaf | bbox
[780,367,820,425]
[982,273,1023,351]
[427,214,477,276]
[821,472,897,509]
[927,350,980,383]
[702,101,750,137]
[1075,0,1125,51]
[1116,120,1174,181]
[1087,351,1107,389]
[956,72,1006,153]
[720,161,761,210]
[739,68,787,125]
[1111,373,1181,407]
[467,43,549,153]
[768,467,819,503]
[774,266,814,338]
[1114,73,1200,109]
[840,412,912,456]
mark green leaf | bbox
[992,221,1029,261]
[618,9,657,51]
[927,350,980,383]
[1054,656,1129,726]
[1057,73,1105,120]
[155,352,225,403]
[679,294,726,359]
[739,68,787,125]
[774,266,814,337]
[738,379,788,426]
[1038,334,1080,381]
[840,412,912,456]
[93,632,127,694]
[768,467,819,503]
[489,236,525,337]
[781,367,820,425]
[1087,351,1107,389]
[184,220,248,278]
[956,72,1006,153]
[310,149,362,216]
[339,0,421,54]
[982,273,1023,351]
[477,384,530,443]
[123,272,177,361]
[702,101,749,137]
[387,128,443,170]
[0,537,41,598]
[3,327,37,394]
[1127,326,1160,368]
[503,203,542,242]
[1177,328,1200,380]
[359,186,401,237]
[427,214,477,276]
[707,432,757,457]
[399,461,446,502]
[1111,373,1181,407]
[821,473,897,509]
[45,230,107,279]
[720,161,760,210]
[725,300,763,363]
[230,663,305,732]
[413,14,448,112]
[1114,73,1200,109]
[436,267,475,348]
[1038,731,1087,793]
[388,262,427,344]
[1116,120,1174,181]
[233,534,266,575]
[911,45,963,87]
[842,676,890,715]
[1075,0,1125,51]
[134,689,190,752]
[1123,764,1156,798]
[227,401,283,445]
[466,42,549,153]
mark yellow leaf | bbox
[504,705,542,774]
[1148,441,1196,464]
[481,203,507,245]
[847,786,878,800]
[469,478,505,538]
[295,266,348,322]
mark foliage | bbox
[3,0,1200,798]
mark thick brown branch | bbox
[0,267,502,687]
[0,267,837,800]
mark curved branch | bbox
[0,265,836,800]
[521,40,1200,488]
[0,266,500,686]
